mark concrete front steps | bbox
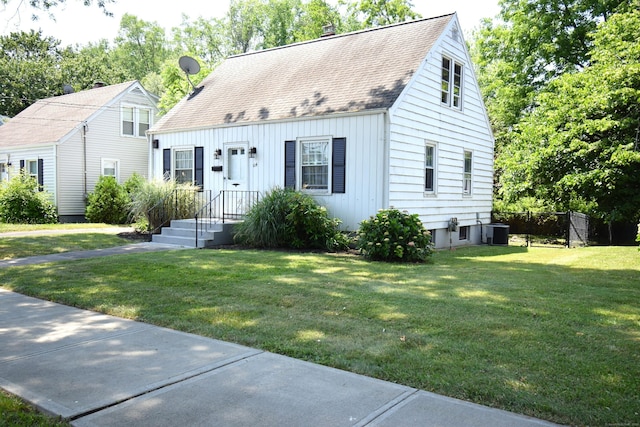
[151,219,238,248]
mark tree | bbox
[344,0,420,28]
[172,15,229,67]
[498,5,640,222]
[112,14,169,81]
[0,30,64,116]
[472,0,633,133]
[226,0,265,54]
[1,0,115,20]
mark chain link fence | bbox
[490,212,589,247]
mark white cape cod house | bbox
[0,81,158,222]
[148,13,494,248]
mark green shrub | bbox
[129,178,201,232]
[234,187,348,251]
[85,176,130,224]
[357,208,433,262]
[0,172,58,224]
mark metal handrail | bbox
[194,190,260,247]
[146,188,212,240]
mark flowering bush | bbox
[357,208,433,262]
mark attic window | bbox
[441,56,463,109]
[122,105,152,138]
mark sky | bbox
[1,0,501,47]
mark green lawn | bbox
[0,390,69,427]
[1,244,638,426]
[0,234,138,260]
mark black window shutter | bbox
[20,160,25,170]
[194,146,204,189]
[284,140,296,189]
[37,159,44,191]
[162,149,171,180]
[332,138,346,194]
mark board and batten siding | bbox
[387,20,494,243]
[151,112,387,230]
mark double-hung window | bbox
[425,144,436,193]
[301,138,329,191]
[463,150,472,195]
[441,56,463,109]
[174,149,194,184]
[26,160,38,180]
[122,106,152,137]
[284,137,346,195]
[102,159,119,180]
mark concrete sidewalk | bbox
[0,289,560,426]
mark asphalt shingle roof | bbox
[0,81,137,148]
[152,14,453,133]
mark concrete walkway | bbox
[0,232,561,426]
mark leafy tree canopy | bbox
[497,5,640,222]
[0,0,115,20]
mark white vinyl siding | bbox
[386,18,494,247]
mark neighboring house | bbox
[148,13,495,248]
[0,81,158,222]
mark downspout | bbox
[382,111,391,209]
[82,122,88,199]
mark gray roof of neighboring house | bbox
[151,14,454,134]
[0,81,139,148]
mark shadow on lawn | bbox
[1,247,638,426]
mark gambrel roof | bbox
[152,14,454,134]
[0,81,148,148]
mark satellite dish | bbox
[179,56,201,92]
[63,84,75,95]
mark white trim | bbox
[121,104,153,138]
[463,149,473,196]
[424,141,437,196]
[101,158,120,181]
[296,136,332,195]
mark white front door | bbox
[224,143,248,192]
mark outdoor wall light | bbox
[249,147,257,158]
[214,148,222,159]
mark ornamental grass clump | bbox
[357,208,433,262]
[233,187,349,251]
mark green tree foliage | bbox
[471,0,632,152]
[85,176,130,224]
[0,172,58,224]
[112,14,170,81]
[0,31,64,116]
[357,208,433,262]
[0,0,115,20]
[498,5,640,222]
[234,187,348,251]
[344,0,420,28]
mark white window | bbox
[174,149,194,184]
[441,56,463,109]
[102,159,119,180]
[425,144,436,193]
[122,106,152,137]
[463,150,472,195]
[300,137,330,192]
[0,163,7,182]
[26,160,38,180]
